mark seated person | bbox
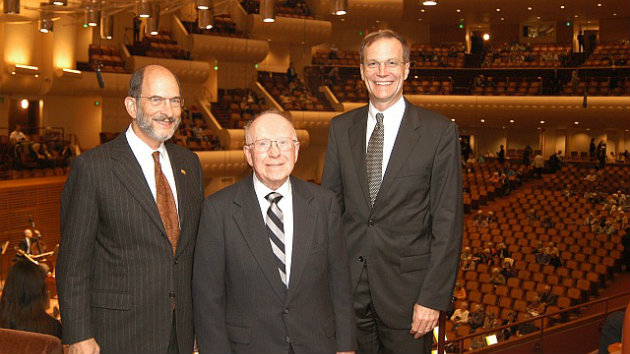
[490,267,506,286]
[450,301,469,326]
[526,295,547,317]
[539,285,557,307]
[469,304,485,330]
[0,260,61,339]
[453,281,467,300]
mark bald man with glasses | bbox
[58,65,204,354]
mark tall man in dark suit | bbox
[322,30,463,354]
[57,65,204,354]
[193,111,356,354]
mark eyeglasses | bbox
[247,138,298,152]
[138,96,184,107]
[364,59,406,71]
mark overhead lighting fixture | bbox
[137,0,151,18]
[574,121,579,125]
[8,64,40,76]
[39,3,53,33]
[146,2,159,35]
[456,9,460,12]
[527,6,532,10]
[483,33,490,41]
[197,0,210,10]
[50,0,66,5]
[560,5,565,8]
[100,14,113,39]
[3,0,20,14]
[451,118,455,122]
[480,119,485,123]
[509,119,515,123]
[540,120,545,124]
[501,17,505,20]
[421,9,425,12]
[20,99,29,109]
[597,3,602,6]
[261,0,275,22]
[496,8,500,12]
[586,128,591,131]
[537,16,541,20]
[423,0,437,6]
[198,8,214,29]
[331,0,347,15]
[613,13,617,16]
[56,68,83,79]
[85,8,99,26]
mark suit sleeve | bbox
[326,194,357,351]
[57,155,98,344]
[417,123,463,311]
[321,120,345,213]
[193,199,230,354]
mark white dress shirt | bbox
[125,125,179,217]
[365,96,406,178]
[253,174,294,286]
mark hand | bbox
[67,338,100,354]
[409,304,439,339]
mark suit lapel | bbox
[347,106,371,209]
[232,175,287,301]
[375,100,423,207]
[285,177,315,302]
[110,134,167,237]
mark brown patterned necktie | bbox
[152,151,179,255]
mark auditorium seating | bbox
[258,72,334,111]
[312,49,359,66]
[181,15,246,38]
[473,77,542,96]
[483,43,570,68]
[211,89,269,128]
[562,76,629,96]
[127,31,188,60]
[241,0,314,20]
[448,163,629,347]
[86,44,126,73]
[410,43,466,68]
[583,42,630,67]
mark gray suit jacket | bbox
[57,133,204,354]
[193,175,356,354]
[321,99,463,328]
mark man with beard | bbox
[57,65,204,354]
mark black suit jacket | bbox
[57,133,204,353]
[321,99,463,328]
[193,175,356,354]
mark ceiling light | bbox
[3,0,20,14]
[613,13,617,16]
[100,14,113,39]
[597,3,602,6]
[137,0,150,18]
[574,15,578,18]
[536,16,541,19]
[560,5,565,9]
[86,8,99,26]
[540,120,545,124]
[456,9,460,12]
[501,17,504,20]
[483,33,490,41]
[145,2,159,35]
[509,119,514,123]
[9,64,40,76]
[197,0,210,10]
[39,3,53,33]
[20,99,29,109]
[331,0,347,15]
[51,0,66,5]
[418,18,422,21]
[480,119,485,123]
[527,6,532,10]
[422,0,437,6]
[451,118,455,122]
[421,9,425,12]
[198,8,214,29]
[586,128,591,131]
[496,8,500,12]
[261,0,275,22]
[574,121,579,125]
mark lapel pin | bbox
[180,169,186,175]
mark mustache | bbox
[152,115,178,123]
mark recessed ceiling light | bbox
[421,9,425,12]
[597,3,602,6]
[586,128,591,131]
[574,121,579,125]
[560,5,565,9]
[625,129,629,131]
[537,127,542,130]
[501,17,505,20]
[574,15,579,18]
[496,8,500,12]
[613,13,617,16]
[537,16,541,19]
[418,18,422,21]
[509,119,515,123]
[528,6,532,10]
[451,118,456,122]
[540,120,545,124]
[456,9,461,12]
[480,119,485,123]
[502,126,506,129]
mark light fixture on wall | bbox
[422,0,437,6]
[145,2,159,35]
[50,0,66,5]
[56,68,83,79]
[331,0,347,15]
[101,14,113,39]
[3,0,20,14]
[8,64,41,76]
[137,0,151,18]
[198,8,214,29]
[20,99,29,110]
[39,3,53,33]
[261,0,275,22]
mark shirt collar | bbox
[368,95,406,122]
[125,124,167,157]
[253,173,291,200]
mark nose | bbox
[377,62,388,76]
[267,141,281,156]
[160,100,175,117]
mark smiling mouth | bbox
[374,81,393,86]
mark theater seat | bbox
[0,328,62,354]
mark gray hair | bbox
[244,109,294,145]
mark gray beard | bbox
[136,108,181,143]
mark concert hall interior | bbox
[0,0,629,352]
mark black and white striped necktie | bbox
[367,112,384,206]
[265,192,287,287]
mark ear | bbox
[243,146,254,167]
[359,64,365,81]
[124,97,138,118]
[293,142,300,163]
[403,61,410,81]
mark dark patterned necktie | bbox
[367,112,384,206]
[265,192,287,287]
[152,151,179,255]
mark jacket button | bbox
[283,308,289,314]
[357,256,364,262]
[169,292,176,298]
[368,219,374,226]
[174,258,178,265]
[285,336,291,343]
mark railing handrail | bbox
[443,290,630,349]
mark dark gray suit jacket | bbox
[57,133,204,354]
[322,99,463,328]
[193,175,356,354]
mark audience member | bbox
[490,267,506,286]
[469,304,485,331]
[9,124,29,145]
[450,302,469,326]
[539,285,557,307]
[0,261,61,339]
[453,281,467,300]
[516,314,540,336]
